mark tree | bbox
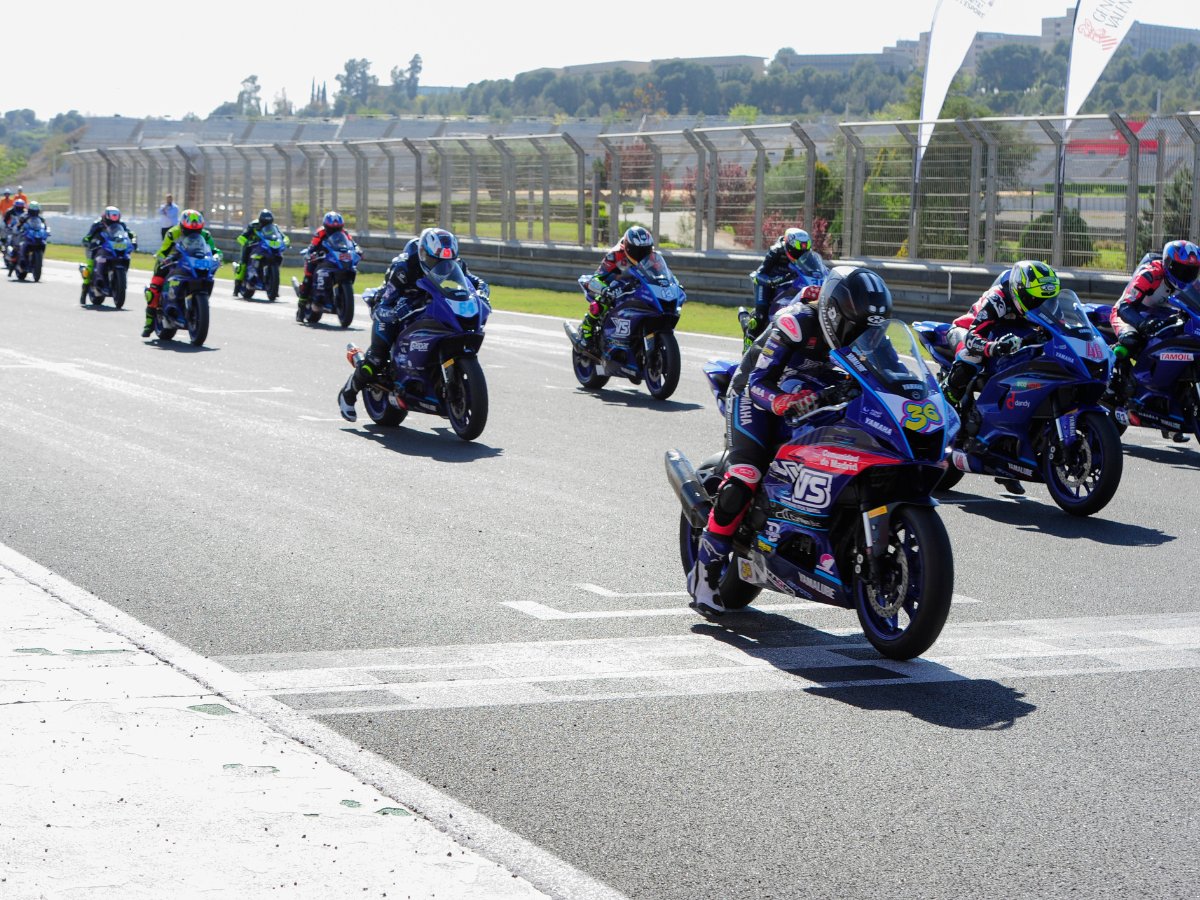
[49,110,85,133]
[977,45,1042,94]
[236,75,262,117]
[272,89,294,117]
[405,54,422,101]
[335,58,377,113]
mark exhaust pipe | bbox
[664,449,712,528]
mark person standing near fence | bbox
[158,195,179,238]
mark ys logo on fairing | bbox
[791,469,833,509]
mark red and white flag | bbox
[1065,1,1143,119]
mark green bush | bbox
[1017,208,1095,268]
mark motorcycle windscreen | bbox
[424,261,481,318]
[324,231,352,253]
[178,232,211,258]
[632,252,684,304]
[1026,290,1100,340]
[790,250,828,280]
[260,225,284,245]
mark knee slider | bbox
[711,465,761,529]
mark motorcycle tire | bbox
[571,348,609,391]
[265,264,279,302]
[16,270,26,282]
[188,293,210,346]
[446,356,488,441]
[676,512,760,611]
[934,464,965,493]
[32,250,41,283]
[854,504,953,660]
[156,316,177,342]
[79,284,88,307]
[364,386,408,427]
[336,281,354,328]
[644,331,681,400]
[113,268,126,309]
[1040,410,1123,517]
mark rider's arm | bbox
[461,260,489,296]
[961,294,1004,356]
[746,313,817,414]
[154,229,177,262]
[1115,263,1160,328]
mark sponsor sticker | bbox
[738,558,753,581]
[901,400,942,432]
[1159,352,1194,362]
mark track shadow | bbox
[79,304,127,312]
[341,424,503,462]
[947,494,1174,545]
[300,321,366,332]
[577,387,704,412]
[143,339,221,353]
[691,609,1036,731]
[1121,440,1199,470]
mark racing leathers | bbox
[234,222,280,292]
[1110,256,1180,357]
[143,225,220,337]
[297,226,355,304]
[746,237,822,343]
[942,272,1030,406]
[80,217,136,290]
[689,301,843,613]
[337,239,488,421]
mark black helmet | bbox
[257,209,274,227]
[816,266,893,350]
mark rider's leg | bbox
[339,297,407,421]
[143,265,166,337]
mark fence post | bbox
[345,142,370,235]
[639,135,663,245]
[560,132,587,246]
[94,148,116,209]
[233,145,255,225]
[955,120,983,264]
[402,138,423,236]
[789,122,818,234]
[1151,129,1167,248]
[379,141,398,237]
[1178,114,1200,243]
[1036,118,1065,268]
[298,144,322,232]
[453,139,478,240]
[896,124,920,260]
[320,143,340,215]
[531,138,552,244]
[598,137,622,246]
[172,146,196,210]
[487,137,516,241]
[272,144,294,230]
[742,128,767,251]
[695,132,720,252]
[683,130,706,252]
[1110,113,1141,270]
[427,139,451,230]
[838,125,865,257]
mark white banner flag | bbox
[918,0,1002,169]
[1065,1,1142,119]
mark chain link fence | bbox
[64,112,1200,272]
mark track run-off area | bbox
[3,261,1199,898]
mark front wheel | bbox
[1040,411,1123,517]
[265,263,280,301]
[112,268,126,309]
[644,330,681,400]
[32,250,42,282]
[571,349,609,390]
[855,504,954,660]
[187,293,210,346]
[446,356,488,441]
[677,512,761,610]
[336,281,354,328]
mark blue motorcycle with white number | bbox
[667,324,957,660]
[915,289,1123,516]
[1082,284,1200,446]
[154,233,220,346]
[293,231,360,327]
[81,221,134,307]
[564,253,687,400]
[8,216,50,283]
[350,260,491,441]
[740,250,830,349]
[237,224,290,301]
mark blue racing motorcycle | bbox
[80,221,134,307]
[237,224,290,301]
[293,231,360,327]
[564,253,687,400]
[153,233,221,345]
[1082,285,1200,445]
[667,323,957,660]
[915,289,1122,516]
[8,215,50,283]
[739,249,830,349]
[349,260,491,441]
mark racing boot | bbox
[688,532,730,617]
[141,283,161,338]
[233,261,246,296]
[337,373,358,423]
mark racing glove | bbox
[985,334,1021,357]
[771,389,819,417]
[800,285,821,302]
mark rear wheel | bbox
[155,313,177,342]
[446,356,488,441]
[677,512,761,611]
[855,504,953,660]
[644,331,681,400]
[1041,411,1123,517]
[571,349,609,390]
[934,464,965,493]
[364,385,408,427]
[187,293,210,346]
[112,268,126,309]
[336,281,354,328]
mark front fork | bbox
[856,503,892,584]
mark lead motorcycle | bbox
[292,231,360,327]
[348,260,490,441]
[152,233,220,345]
[80,221,135,307]
[564,253,687,400]
[1082,281,1200,445]
[667,324,957,660]
[914,289,1123,516]
[237,223,290,301]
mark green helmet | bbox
[1008,260,1060,315]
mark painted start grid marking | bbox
[215,612,1200,715]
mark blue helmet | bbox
[322,211,344,232]
[1163,240,1200,292]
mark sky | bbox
[10,1,1186,120]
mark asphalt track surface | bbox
[3,261,1200,899]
